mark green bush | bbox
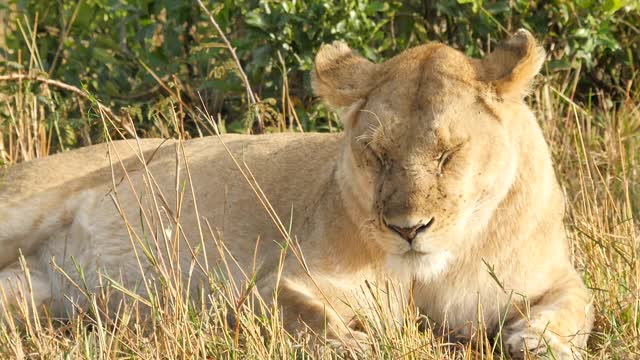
[0,0,638,147]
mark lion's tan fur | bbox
[0,30,592,358]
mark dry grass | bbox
[533,76,639,358]
[0,32,638,360]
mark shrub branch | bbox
[195,0,264,133]
[0,73,136,138]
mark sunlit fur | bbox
[0,30,592,359]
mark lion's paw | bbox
[323,330,371,359]
[503,327,578,360]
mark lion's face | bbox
[349,76,518,260]
[313,30,545,279]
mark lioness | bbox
[0,30,592,358]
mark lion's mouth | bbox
[404,249,429,256]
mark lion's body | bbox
[0,134,343,311]
[0,30,593,359]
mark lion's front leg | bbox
[273,276,371,355]
[502,271,593,359]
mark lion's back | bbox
[1,133,342,203]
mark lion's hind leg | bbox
[0,256,52,323]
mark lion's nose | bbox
[386,218,434,244]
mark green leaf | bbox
[367,2,389,12]
[485,2,510,14]
[574,28,591,38]
[603,0,626,14]
[548,59,573,71]
[245,10,268,31]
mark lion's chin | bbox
[385,250,454,282]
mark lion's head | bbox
[312,30,545,280]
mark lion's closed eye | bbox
[436,143,465,175]
[359,142,386,169]
[368,145,387,167]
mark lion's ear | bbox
[312,41,377,109]
[479,29,545,99]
